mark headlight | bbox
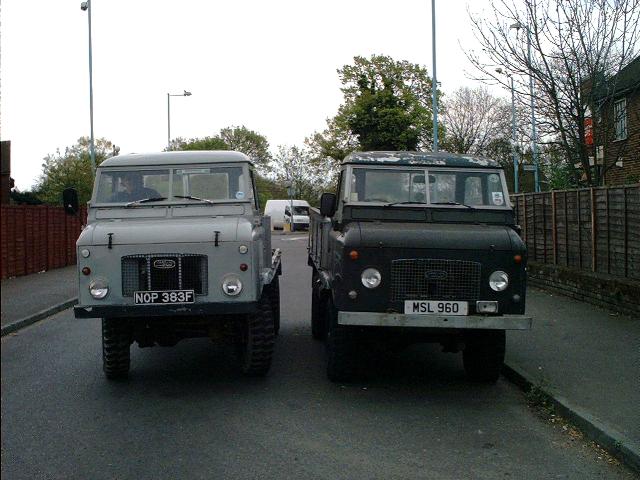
[222,275,243,296]
[89,278,109,299]
[361,268,382,289]
[489,271,509,291]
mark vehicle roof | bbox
[343,151,501,168]
[265,199,310,205]
[99,150,253,167]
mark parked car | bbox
[69,151,281,379]
[308,151,532,383]
[264,199,310,230]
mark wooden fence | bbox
[512,185,640,280]
[0,205,87,280]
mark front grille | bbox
[121,254,208,296]
[390,258,481,302]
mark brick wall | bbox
[0,205,87,279]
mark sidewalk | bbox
[506,288,640,469]
[1,266,78,333]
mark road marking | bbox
[280,236,308,241]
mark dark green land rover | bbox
[308,151,532,383]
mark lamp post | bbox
[511,22,540,192]
[167,90,192,150]
[431,0,439,151]
[80,1,96,175]
[496,68,519,193]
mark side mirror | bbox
[319,192,337,217]
[62,188,79,215]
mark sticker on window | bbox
[235,191,245,200]
[492,192,504,205]
[489,174,500,183]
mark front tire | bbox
[238,294,275,377]
[102,318,131,380]
[463,330,506,383]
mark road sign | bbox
[523,165,537,172]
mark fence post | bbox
[590,187,596,273]
[552,190,557,265]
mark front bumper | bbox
[338,311,532,330]
[74,301,257,319]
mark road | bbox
[2,234,636,479]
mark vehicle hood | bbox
[77,217,251,246]
[343,222,517,251]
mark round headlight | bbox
[239,245,248,254]
[222,275,243,296]
[489,271,509,291]
[81,248,90,258]
[89,279,109,299]
[361,268,382,289]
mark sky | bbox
[1,0,497,190]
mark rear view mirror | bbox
[320,192,337,217]
[62,188,79,215]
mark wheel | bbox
[463,330,506,383]
[326,298,357,382]
[238,293,275,376]
[311,271,327,340]
[102,318,131,380]
[267,276,281,335]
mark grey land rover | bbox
[308,151,532,383]
[71,151,281,379]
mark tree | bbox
[465,0,640,185]
[307,55,442,163]
[36,137,114,205]
[167,125,271,171]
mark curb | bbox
[1,298,78,337]
[502,362,640,474]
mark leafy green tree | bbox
[307,55,442,162]
[36,137,114,205]
[167,125,271,171]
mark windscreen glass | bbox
[96,170,170,203]
[350,168,507,207]
[172,167,245,201]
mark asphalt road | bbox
[2,234,636,480]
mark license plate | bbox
[134,290,195,305]
[404,300,468,315]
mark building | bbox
[592,56,640,186]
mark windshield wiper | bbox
[173,195,215,204]
[431,201,475,210]
[125,197,167,207]
[384,201,429,207]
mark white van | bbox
[264,199,310,231]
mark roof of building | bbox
[342,151,501,168]
[594,56,640,100]
[99,151,252,167]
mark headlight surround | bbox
[89,278,109,299]
[489,271,509,292]
[222,275,243,296]
[361,268,382,289]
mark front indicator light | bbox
[222,275,243,296]
[361,268,382,289]
[89,279,109,299]
[489,271,509,291]
[476,301,498,313]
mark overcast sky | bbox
[1,0,497,190]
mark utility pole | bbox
[431,0,439,151]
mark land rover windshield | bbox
[349,167,509,208]
[95,166,250,204]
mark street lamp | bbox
[80,1,96,175]
[496,68,519,193]
[511,21,540,192]
[167,90,192,150]
[431,0,439,151]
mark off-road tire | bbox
[463,330,506,383]
[239,294,275,377]
[311,271,327,341]
[266,276,281,335]
[102,318,131,380]
[326,299,356,382]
